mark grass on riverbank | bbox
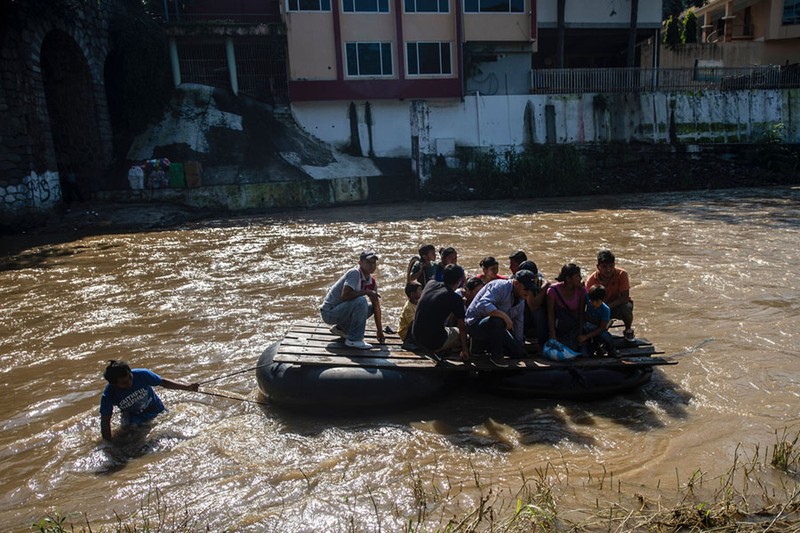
[34,429,800,532]
[399,432,800,532]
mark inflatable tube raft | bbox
[255,322,673,411]
[255,339,453,413]
[475,364,654,400]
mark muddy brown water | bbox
[1,187,799,530]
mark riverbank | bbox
[33,428,800,532]
[2,152,798,250]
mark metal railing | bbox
[234,41,288,103]
[175,40,288,104]
[167,12,282,24]
[176,42,229,88]
[531,66,800,94]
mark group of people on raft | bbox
[320,247,636,368]
[97,247,635,441]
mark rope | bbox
[669,338,715,357]
[198,362,272,385]
[195,389,270,406]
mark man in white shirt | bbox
[320,251,385,349]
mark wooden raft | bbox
[273,321,677,372]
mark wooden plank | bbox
[277,343,423,360]
[616,346,661,357]
[291,322,400,339]
[613,337,653,348]
[286,328,405,347]
[279,322,675,373]
[272,352,438,369]
[467,355,676,371]
[282,334,412,352]
[281,338,657,363]
[292,322,655,348]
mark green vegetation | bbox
[33,487,200,533]
[663,15,683,49]
[397,430,800,532]
[34,430,800,532]
[772,428,800,473]
[428,145,587,199]
[682,9,699,44]
[663,5,702,48]
[756,123,800,173]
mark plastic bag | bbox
[542,339,581,361]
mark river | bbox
[1,187,798,531]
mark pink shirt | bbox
[547,282,586,313]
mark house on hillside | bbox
[659,0,800,67]
[154,0,799,184]
[161,0,664,101]
[284,0,663,101]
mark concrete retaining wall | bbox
[96,176,371,211]
[292,89,800,159]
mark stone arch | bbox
[40,29,103,196]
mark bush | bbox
[426,145,587,199]
[683,10,699,43]
[663,15,682,49]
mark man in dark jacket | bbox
[412,264,470,361]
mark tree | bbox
[682,9,698,43]
[663,15,682,49]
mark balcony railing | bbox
[172,12,282,24]
[531,66,800,94]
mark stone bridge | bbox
[0,0,123,221]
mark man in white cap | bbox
[320,251,385,349]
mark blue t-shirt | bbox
[100,368,165,425]
[584,295,611,328]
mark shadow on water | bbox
[261,367,690,452]
[0,241,121,272]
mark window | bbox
[405,0,448,13]
[343,0,389,12]
[287,0,331,11]
[407,42,451,75]
[783,0,800,25]
[464,0,523,13]
[346,43,393,76]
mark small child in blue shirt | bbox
[100,360,198,441]
[579,284,618,357]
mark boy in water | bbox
[578,285,618,357]
[100,360,199,441]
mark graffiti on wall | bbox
[24,171,62,208]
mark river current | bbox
[1,187,799,531]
